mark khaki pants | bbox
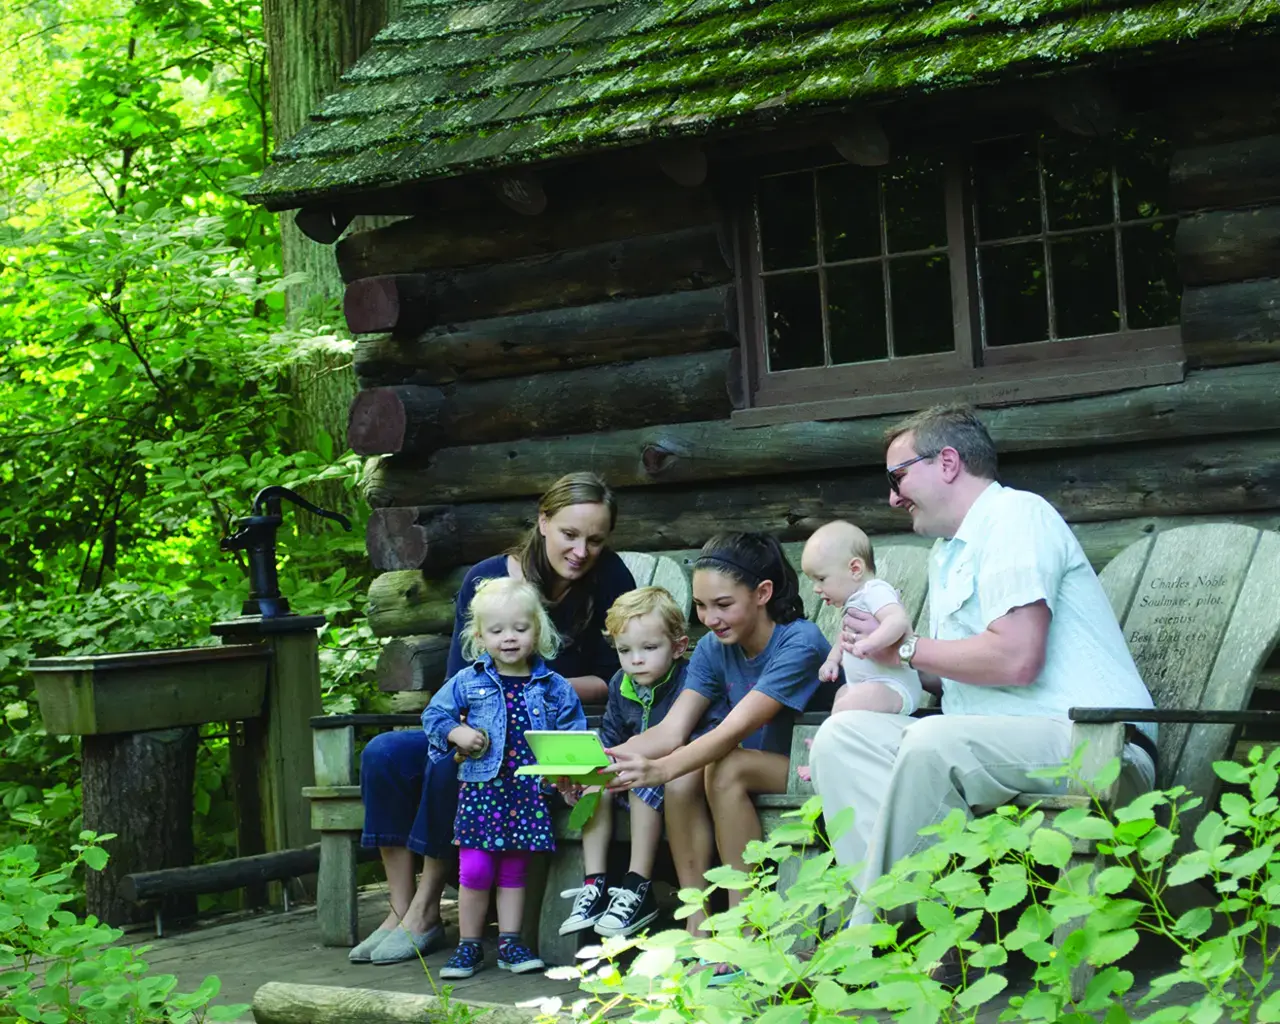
[808,711,1155,925]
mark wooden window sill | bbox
[731,342,1185,429]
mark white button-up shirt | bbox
[929,482,1155,734]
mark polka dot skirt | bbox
[453,676,555,852]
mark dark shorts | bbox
[359,729,459,859]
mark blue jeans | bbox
[360,730,459,859]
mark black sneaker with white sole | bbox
[558,874,609,935]
[594,874,659,937]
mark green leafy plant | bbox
[0,834,249,1022]
[537,747,1280,1024]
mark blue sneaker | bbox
[497,939,545,974]
[439,941,485,979]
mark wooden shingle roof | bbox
[245,0,1280,209]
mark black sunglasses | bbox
[886,454,931,495]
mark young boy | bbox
[800,520,923,716]
[557,586,716,939]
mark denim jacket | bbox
[422,654,586,782]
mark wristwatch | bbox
[897,635,919,667]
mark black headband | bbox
[695,553,763,586]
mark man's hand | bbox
[448,725,488,756]
[842,606,901,666]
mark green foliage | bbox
[0,0,381,878]
[0,834,249,1022]
[539,748,1280,1024]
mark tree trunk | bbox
[82,727,199,925]
[1171,133,1280,209]
[353,286,737,386]
[366,432,1280,571]
[1177,207,1280,286]
[263,0,404,522]
[376,635,452,691]
[351,350,740,458]
[1183,278,1280,365]
[252,981,541,1024]
[380,363,1280,502]
[367,568,466,636]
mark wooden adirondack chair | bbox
[1012,522,1280,997]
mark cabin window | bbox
[735,130,1185,427]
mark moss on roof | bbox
[246,0,1280,209]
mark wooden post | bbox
[212,616,325,881]
[81,727,198,925]
[313,725,359,946]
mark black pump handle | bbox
[250,485,352,531]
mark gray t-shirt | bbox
[686,618,831,754]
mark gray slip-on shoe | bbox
[370,923,448,965]
[348,926,396,963]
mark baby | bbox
[800,520,923,717]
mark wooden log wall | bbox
[330,78,1280,698]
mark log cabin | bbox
[245,0,1280,715]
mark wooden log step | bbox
[1183,278,1280,366]
[367,569,466,638]
[352,349,740,459]
[252,982,542,1024]
[365,433,1280,572]
[335,178,718,281]
[393,363,1280,503]
[376,634,452,692]
[119,844,377,903]
[1171,134,1280,210]
[1177,207,1280,287]
[353,285,737,386]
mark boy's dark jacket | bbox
[598,660,721,748]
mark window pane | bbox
[827,263,887,364]
[981,243,1047,346]
[884,158,947,253]
[1051,232,1119,338]
[1124,221,1181,329]
[1044,137,1113,230]
[890,254,953,356]
[1118,130,1174,220]
[763,272,824,370]
[819,164,880,262]
[758,172,816,270]
[973,137,1041,240]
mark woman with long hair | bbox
[351,472,635,965]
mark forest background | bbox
[0,0,381,894]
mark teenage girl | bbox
[605,533,832,983]
[423,577,587,979]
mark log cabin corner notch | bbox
[244,1,1280,703]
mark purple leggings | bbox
[458,847,532,890]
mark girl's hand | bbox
[449,725,488,755]
[819,659,841,683]
[555,777,583,806]
[603,749,669,792]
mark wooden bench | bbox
[305,526,1280,979]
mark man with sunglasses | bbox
[808,403,1156,934]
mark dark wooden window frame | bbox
[731,146,1185,429]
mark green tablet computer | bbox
[514,730,612,783]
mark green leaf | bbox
[1167,851,1212,887]
[1257,988,1280,1022]
[1193,811,1228,853]
[1094,866,1135,895]
[953,971,1008,1009]
[81,847,109,872]
[1212,760,1251,785]
[1173,907,1213,939]
[1087,929,1139,966]
[1030,828,1074,868]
